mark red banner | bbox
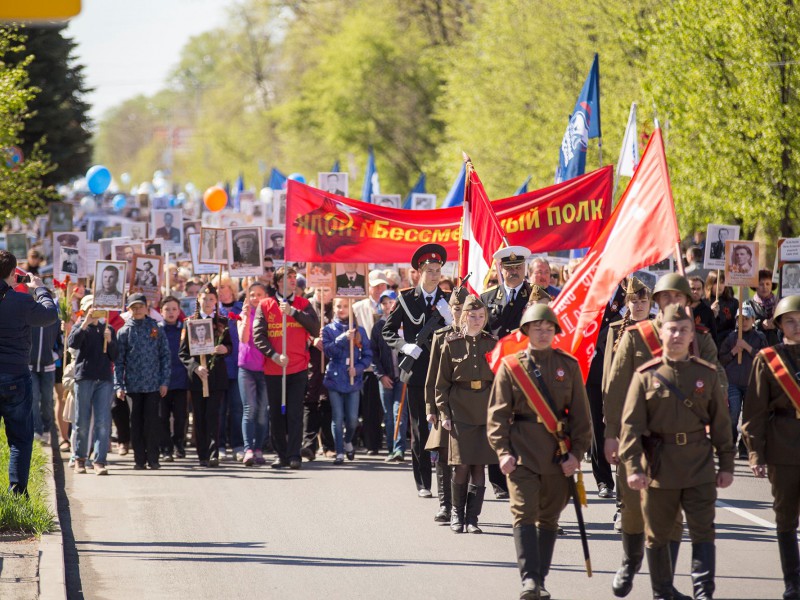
[285,166,613,263]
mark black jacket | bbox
[481,281,531,338]
[29,320,62,372]
[0,281,58,376]
[371,317,395,380]
[68,319,118,382]
[179,315,232,393]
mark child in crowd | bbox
[160,296,189,461]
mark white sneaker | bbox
[40,432,51,446]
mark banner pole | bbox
[737,286,744,365]
[349,299,355,386]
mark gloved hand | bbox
[435,298,453,325]
[401,343,423,359]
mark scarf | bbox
[752,292,776,319]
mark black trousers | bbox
[129,391,160,467]
[160,389,187,454]
[303,354,333,453]
[267,371,306,461]
[488,463,509,495]
[587,383,614,489]
[360,371,383,451]
[192,389,222,462]
[112,396,130,444]
[407,385,432,491]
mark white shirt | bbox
[504,283,524,301]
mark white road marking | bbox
[716,500,776,529]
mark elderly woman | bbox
[436,295,498,534]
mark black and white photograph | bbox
[318,172,348,197]
[199,227,228,265]
[144,240,163,257]
[183,220,199,255]
[60,246,80,277]
[781,262,800,298]
[272,190,287,227]
[6,232,28,260]
[112,240,144,272]
[187,318,215,356]
[53,231,87,278]
[92,260,127,311]
[151,208,183,251]
[180,296,197,316]
[647,255,674,279]
[263,228,285,260]
[704,224,740,269]
[227,227,263,277]
[334,262,368,298]
[49,203,73,232]
[87,216,109,242]
[372,194,401,209]
[121,221,148,241]
[411,193,437,211]
[189,233,220,275]
[131,254,163,302]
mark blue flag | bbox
[331,160,340,173]
[514,175,532,196]
[268,168,287,190]
[361,147,379,202]
[232,173,244,211]
[403,173,426,209]
[555,53,601,184]
[441,163,466,208]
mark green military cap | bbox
[529,284,553,303]
[520,303,562,335]
[462,294,486,311]
[653,273,692,300]
[449,286,469,307]
[625,275,650,296]
[773,295,800,326]
[660,303,692,323]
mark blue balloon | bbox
[168,196,177,208]
[287,172,306,184]
[86,165,112,194]
[112,194,127,211]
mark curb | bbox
[39,441,67,600]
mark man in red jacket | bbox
[253,266,319,469]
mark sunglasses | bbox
[265,267,275,272]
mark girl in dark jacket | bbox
[179,284,232,467]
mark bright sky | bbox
[66,0,230,125]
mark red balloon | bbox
[203,186,227,212]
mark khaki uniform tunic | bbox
[424,326,453,452]
[487,348,592,528]
[620,356,734,546]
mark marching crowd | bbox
[2,218,800,600]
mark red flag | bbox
[551,128,680,379]
[459,156,507,294]
[486,329,528,373]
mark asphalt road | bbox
[59,451,785,600]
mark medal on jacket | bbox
[555,368,565,382]
[694,379,704,395]
[150,327,158,339]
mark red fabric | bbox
[550,129,680,379]
[285,167,613,263]
[258,295,312,376]
[487,330,528,374]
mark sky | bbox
[66,0,230,125]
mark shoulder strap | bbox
[634,320,662,358]
[761,347,800,412]
[652,371,709,425]
[396,291,424,326]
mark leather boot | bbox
[434,462,452,523]
[612,532,645,597]
[465,484,486,533]
[514,526,541,600]
[537,527,557,600]
[690,542,715,599]
[646,545,675,600]
[670,540,691,600]
[450,482,468,533]
[778,531,800,600]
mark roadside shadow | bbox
[53,455,85,599]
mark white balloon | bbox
[120,172,131,185]
[259,187,273,203]
[80,195,97,212]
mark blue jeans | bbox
[379,378,407,454]
[74,379,114,464]
[728,383,747,447]
[329,389,360,455]
[0,372,34,494]
[239,368,269,452]
[30,370,55,436]
[219,378,244,452]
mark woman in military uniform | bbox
[436,295,498,534]
[424,286,468,525]
[742,295,800,600]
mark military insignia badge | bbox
[555,368,565,381]
[695,380,704,394]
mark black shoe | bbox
[208,457,219,467]
[289,458,302,470]
[300,447,316,461]
[514,526,541,600]
[465,484,485,534]
[198,460,209,467]
[333,455,344,465]
[538,527,557,599]
[175,448,186,459]
[690,542,715,600]
[778,530,800,600]
[366,449,379,456]
[450,482,468,533]
[434,505,451,523]
[613,532,644,597]
[148,462,161,470]
[271,458,286,469]
[133,464,146,470]
[646,545,675,600]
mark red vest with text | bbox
[258,295,312,376]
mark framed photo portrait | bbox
[411,193,437,211]
[49,203,73,233]
[59,246,79,277]
[263,228,285,260]
[306,262,335,290]
[6,232,28,260]
[272,190,287,227]
[318,172,348,197]
[724,240,759,287]
[189,233,219,275]
[121,221,148,241]
[704,224,740,270]
[187,318,215,356]
[92,260,127,311]
[131,254,163,303]
[53,231,87,279]
[372,194,401,209]
[647,255,674,279]
[227,226,263,277]
[143,240,164,257]
[180,296,197,317]
[334,263,368,299]
[151,208,183,252]
[199,227,228,265]
[87,216,109,242]
[780,261,800,299]
[112,240,144,271]
[183,220,200,255]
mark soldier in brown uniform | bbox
[620,304,734,600]
[436,295,498,534]
[425,285,469,524]
[487,304,592,600]
[742,295,800,600]
[604,273,726,599]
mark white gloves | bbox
[401,343,423,359]
[435,298,453,325]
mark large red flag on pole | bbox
[549,127,680,379]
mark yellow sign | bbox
[0,1,81,21]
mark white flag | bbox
[616,102,638,178]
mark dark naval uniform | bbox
[482,281,532,338]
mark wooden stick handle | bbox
[737,286,743,365]
[200,354,210,398]
[349,299,355,385]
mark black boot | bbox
[778,531,800,600]
[646,545,675,600]
[450,482,467,533]
[434,462,452,523]
[690,542,715,600]
[465,484,486,533]
[612,532,645,597]
[669,540,691,600]
[537,527,557,600]
[514,526,541,600]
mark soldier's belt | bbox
[650,430,707,446]
[455,380,490,391]
[513,413,564,425]
[772,407,800,420]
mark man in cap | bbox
[134,260,158,288]
[232,230,260,266]
[604,273,725,599]
[620,304,733,600]
[264,232,285,259]
[742,295,800,600]
[383,243,452,497]
[487,303,591,600]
